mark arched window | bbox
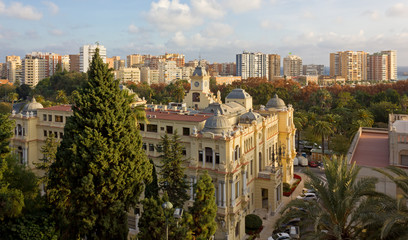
[192,92,200,102]
[17,124,22,136]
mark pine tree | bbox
[34,133,59,187]
[189,172,217,240]
[144,158,159,199]
[0,113,14,159]
[158,132,189,207]
[47,48,152,240]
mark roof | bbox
[0,79,12,85]
[226,88,251,99]
[266,94,286,109]
[41,105,73,112]
[351,131,389,168]
[145,109,211,122]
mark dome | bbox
[202,112,231,134]
[226,88,251,99]
[22,98,43,113]
[266,94,286,109]
[239,109,263,124]
[192,65,207,76]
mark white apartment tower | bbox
[236,51,268,80]
[80,44,107,73]
[381,50,397,80]
[283,55,302,77]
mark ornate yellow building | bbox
[9,66,296,240]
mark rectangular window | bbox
[43,114,47,121]
[48,115,52,121]
[182,148,187,156]
[147,124,158,132]
[183,127,190,136]
[235,181,239,199]
[149,144,154,152]
[49,131,52,136]
[142,143,147,150]
[198,151,203,162]
[54,132,58,137]
[59,132,64,139]
[166,126,173,134]
[205,147,213,163]
[401,155,408,166]
[55,115,63,122]
[160,127,164,131]
[215,153,220,164]
[44,130,47,137]
[139,123,145,131]
[235,221,240,237]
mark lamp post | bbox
[162,201,173,240]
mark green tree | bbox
[276,156,384,239]
[158,133,189,207]
[15,84,31,100]
[8,92,19,106]
[0,102,12,114]
[0,113,14,159]
[56,90,68,104]
[144,158,159,199]
[293,112,308,150]
[48,49,152,240]
[189,172,217,240]
[34,133,59,187]
[311,120,333,155]
[369,101,400,123]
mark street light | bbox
[162,201,173,240]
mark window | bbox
[166,126,173,134]
[235,181,240,199]
[160,127,164,131]
[235,221,240,237]
[259,152,262,171]
[198,151,203,162]
[235,145,239,161]
[59,132,64,139]
[48,115,52,121]
[44,130,47,137]
[149,144,154,152]
[17,124,22,136]
[182,148,187,156]
[142,143,147,150]
[43,114,47,121]
[139,123,145,131]
[277,184,281,202]
[183,127,190,136]
[192,92,200,102]
[55,115,63,122]
[49,131,52,136]
[23,128,25,136]
[147,124,158,132]
[215,153,220,164]
[250,160,253,175]
[401,155,408,166]
[205,147,213,163]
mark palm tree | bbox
[294,112,308,151]
[276,156,383,239]
[56,90,68,104]
[312,120,333,156]
[8,92,18,107]
[373,166,408,239]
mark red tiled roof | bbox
[145,110,211,122]
[0,79,12,85]
[351,131,389,168]
[41,105,73,112]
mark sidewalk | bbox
[258,173,306,240]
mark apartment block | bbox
[158,61,182,84]
[367,53,388,81]
[236,51,268,80]
[6,55,22,83]
[69,54,80,72]
[303,64,324,76]
[209,62,236,76]
[116,67,141,83]
[127,54,144,68]
[268,54,281,80]
[330,51,367,81]
[283,55,302,77]
[80,44,107,73]
[140,67,160,84]
[381,50,397,80]
[21,56,47,86]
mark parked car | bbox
[308,160,318,167]
[279,218,301,229]
[302,188,316,194]
[268,232,291,240]
[298,156,308,166]
[286,226,300,239]
[297,192,318,201]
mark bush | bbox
[283,183,291,192]
[245,214,263,233]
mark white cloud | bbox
[223,0,263,13]
[202,22,233,38]
[170,31,188,46]
[363,10,380,20]
[48,29,63,36]
[386,3,408,17]
[0,1,42,20]
[128,24,140,34]
[42,1,58,15]
[260,20,282,30]
[146,0,200,32]
[302,10,315,19]
[191,0,225,19]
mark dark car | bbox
[279,218,301,229]
[308,161,318,167]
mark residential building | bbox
[283,55,302,77]
[69,54,80,72]
[268,54,281,80]
[330,51,368,81]
[236,51,268,80]
[127,54,144,68]
[80,44,107,73]
[181,66,195,81]
[163,53,185,67]
[61,55,70,72]
[302,64,324,76]
[21,56,47,86]
[140,67,160,84]
[158,61,182,84]
[28,52,62,77]
[0,63,7,79]
[209,62,237,76]
[9,64,297,240]
[381,50,397,80]
[212,76,242,85]
[6,55,22,83]
[367,53,388,81]
[116,67,141,83]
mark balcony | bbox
[258,166,282,182]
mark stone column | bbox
[223,182,226,207]
[243,171,247,195]
[231,180,235,206]
[218,182,222,206]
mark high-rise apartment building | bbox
[80,44,106,73]
[69,54,80,72]
[268,54,281,80]
[367,53,389,81]
[381,50,397,80]
[0,63,7,79]
[6,56,22,83]
[127,54,144,68]
[330,51,367,81]
[22,56,47,86]
[163,53,185,67]
[209,63,236,76]
[303,64,324,76]
[115,68,141,83]
[158,61,182,84]
[236,51,268,80]
[61,55,70,72]
[140,67,160,84]
[283,55,302,77]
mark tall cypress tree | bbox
[189,172,217,240]
[48,49,152,240]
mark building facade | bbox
[268,54,281,80]
[6,55,22,83]
[302,64,324,76]
[80,44,107,73]
[283,55,302,77]
[381,50,397,80]
[367,53,388,82]
[9,65,297,240]
[330,51,368,81]
[236,52,268,80]
[115,67,141,83]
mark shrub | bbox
[283,183,291,192]
[245,214,263,233]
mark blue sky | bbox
[0,0,408,66]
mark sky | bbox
[0,0,408,66]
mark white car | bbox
[268,232,291,240]
[297,192,318,201]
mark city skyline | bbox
[0,0,407,66]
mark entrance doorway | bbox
[261,188,268,209]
